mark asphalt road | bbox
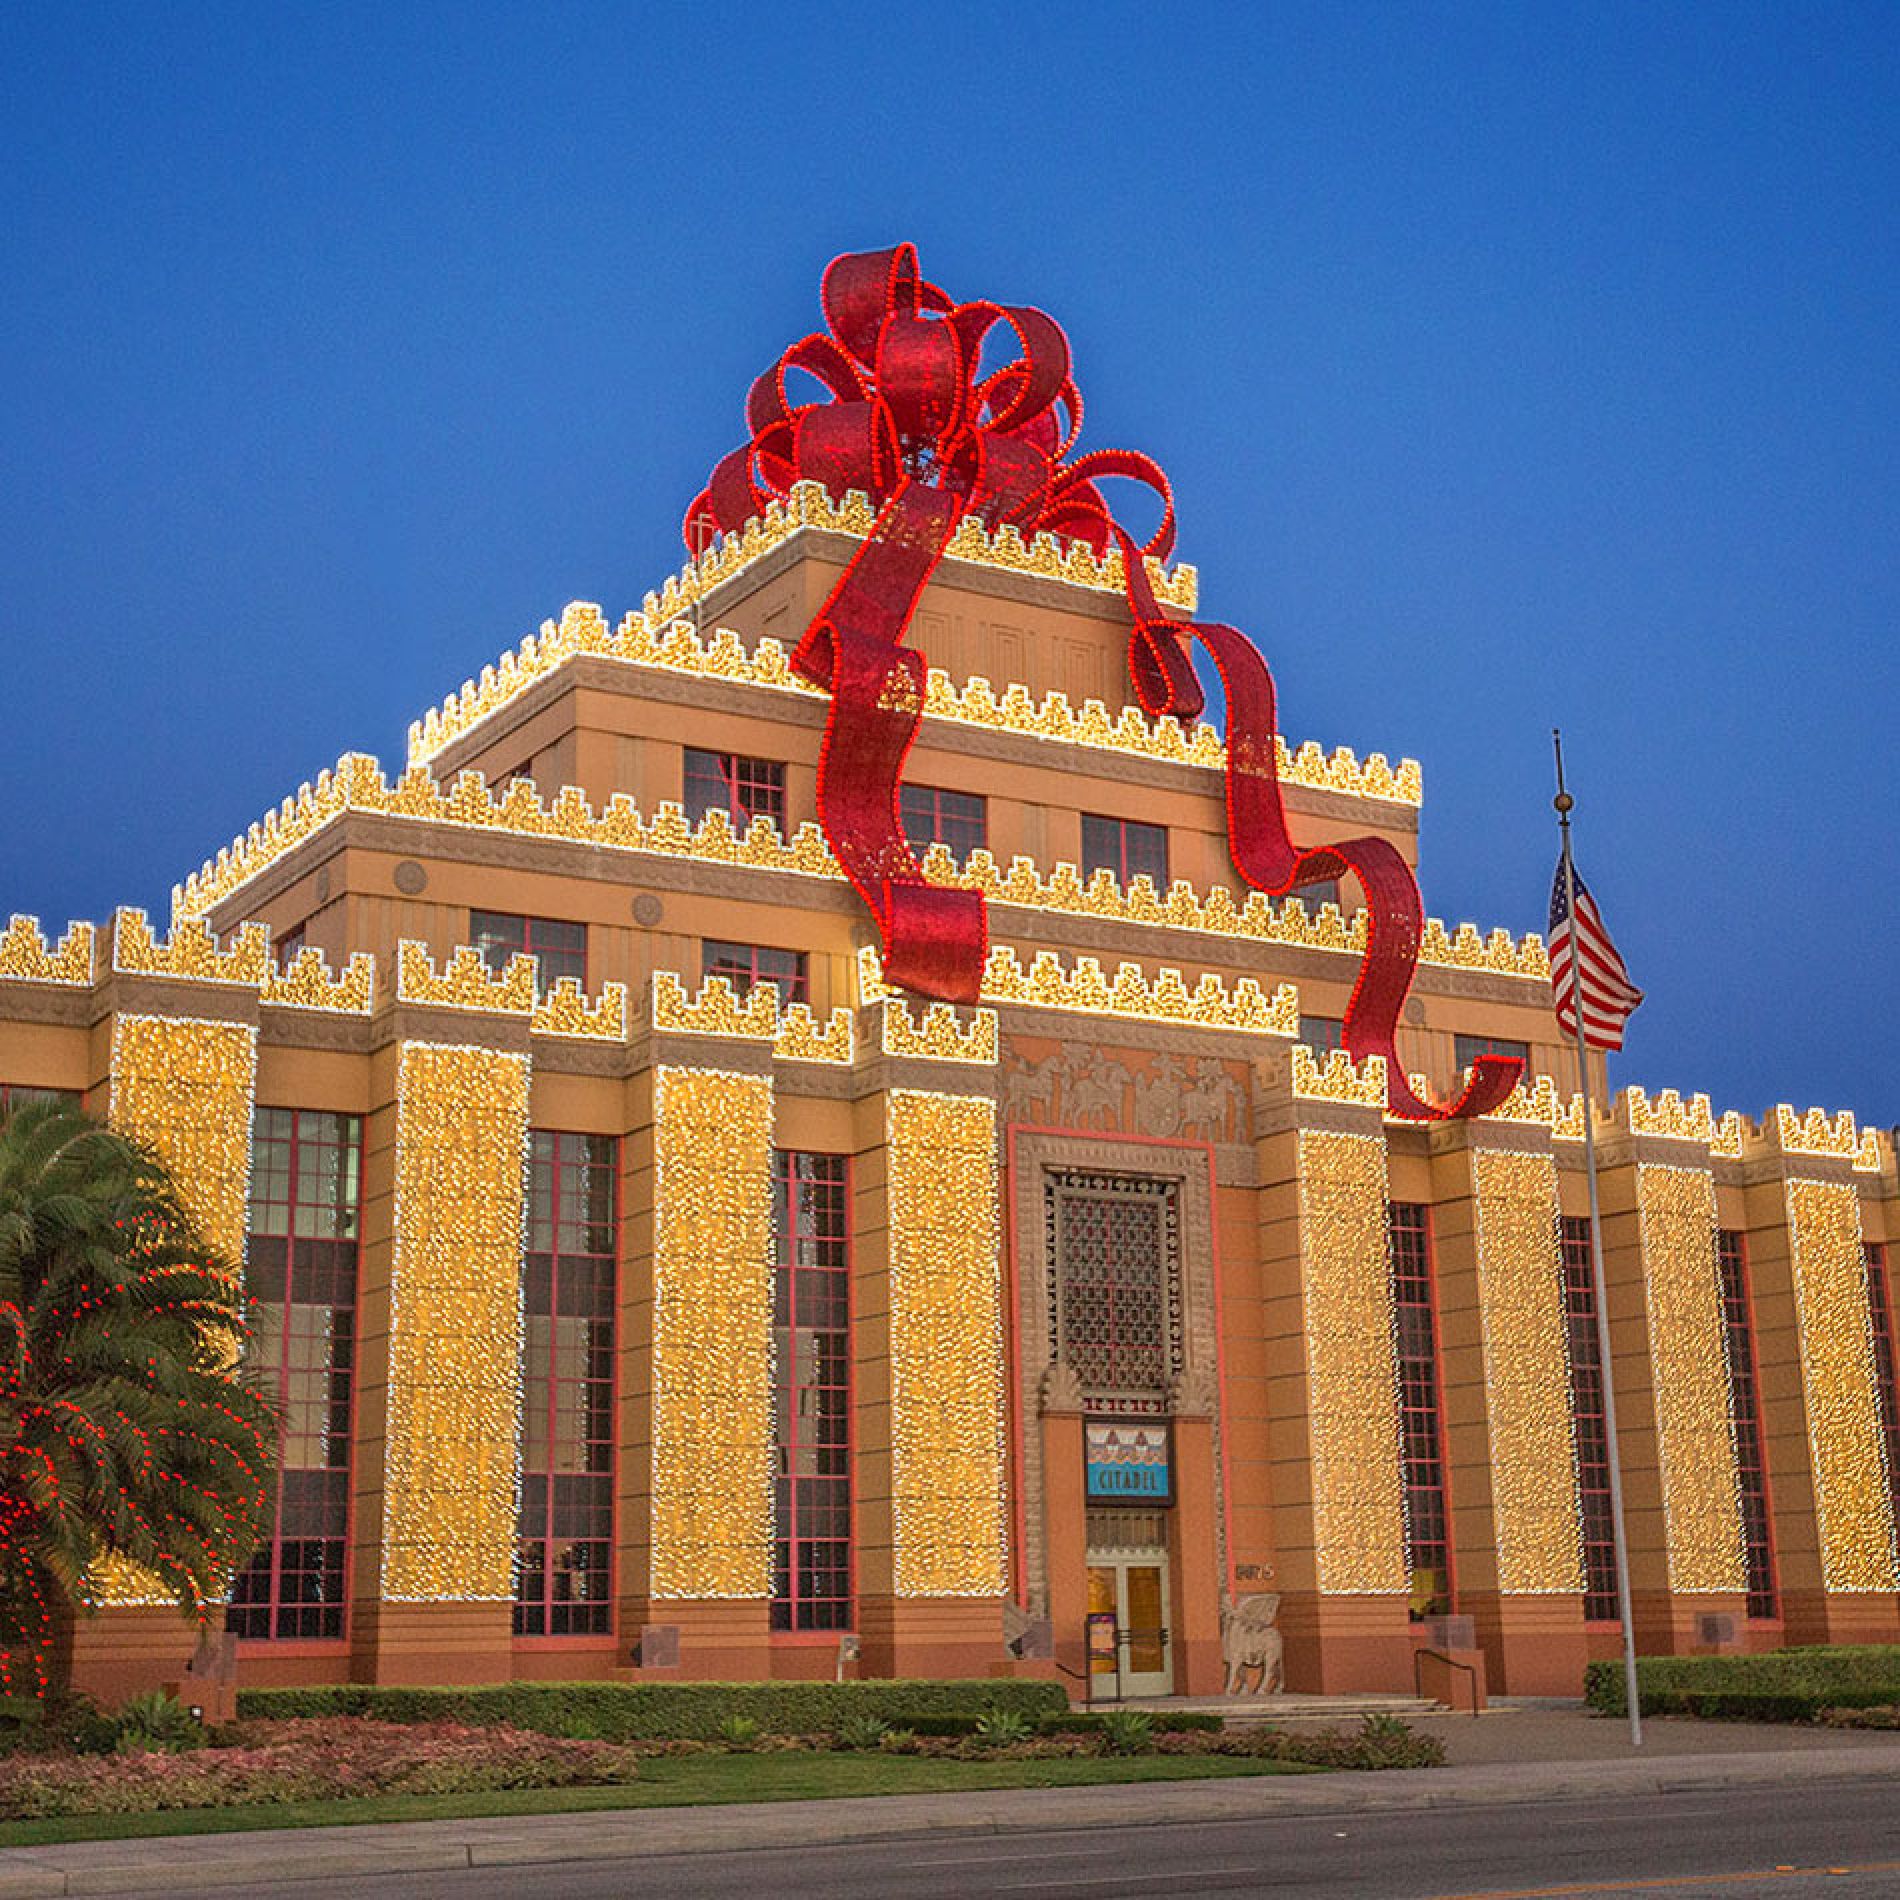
[96,1776,1900,1899]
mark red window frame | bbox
[1560,1216,1620,1620]
[683,748,787,831]
[1864,1243,1900,1558]
[702,939,808,1009]
[1297,1015,1345,1057]
[1454,1033,1530,1073]
[1287,876,1341,912]
[1718,1230,1779,1619]
[1080,813,1169,891]
[1389,1202,1454,1619]
[899,784,987,862]
[514,1130,618,1638]
[229,1108,361,1643]
[771,1151,853,1633]
[471,910,587,998]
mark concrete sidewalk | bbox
[0,1710,1894,1897]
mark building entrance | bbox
[1085,1542,1172,1698]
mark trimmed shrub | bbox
[895,1714,983,1737]
[1204,1720,1445,1770]
[1035,1710,1221,1736]
[0,1721,640,1819]
[1585,1647,1900,1722]
[236,1677,1067,1742]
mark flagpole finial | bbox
[1554,790,1574,814]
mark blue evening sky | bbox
[3,3,1894,1123]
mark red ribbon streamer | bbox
[686,245,1521,1120]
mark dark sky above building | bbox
[3,2,1895,1122]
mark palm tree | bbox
[0,1101,278,1699]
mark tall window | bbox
[1454,1033,1530,1073]
[1560,1216,1620,1620]
[515,1132,617,1637]
[472,911,587,998]
[702,939,808,1008]
[1053,1182,1175,1401]
[229,1109,360,1641]
[900,784,987,861]
[772,1152,851,1631]
[683,749,786,830]
[1864,1243,1900,1556]
[1389,1203,1452,1618]
[1080,814,1168,891]
[1718,1229,1778,1619]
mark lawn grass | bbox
[0,1749,1322,1848]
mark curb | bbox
[0,1746,1896,1896]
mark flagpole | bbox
[1553,729,1643,1748]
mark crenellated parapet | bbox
[531,976,629,1042]
[877,997,999,1066]
[406,481,1201,765]
[1757,1104,1884,1173]
[1615,1085,1745,1156]
[1481,1073,1587,1140]
[113,908,270,985]
[262,946,375,1015]
[395,940,537,1015]
[175,769,1539,979]
[859,942,1299,1037]
[650,971,855,1065]
[0,915,97,986]
[404,602,1419,800]
[1291,1046,1388,1106]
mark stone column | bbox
[1594,1102,1747,1653]
[1252,1049,1411,1691]
[1741,1113,1900,1642]
[353,1039,528,1682]
[1428,1115,1586,1694]
[641,1062,776,1677]
[76,1006,261,1696]
[1038,1362,1089,1684]
[855,1081,1008,1678]
[1167,1369,1225,1694]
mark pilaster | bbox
[1427,1110,1585,1694]
[1251,1048,1410,1691]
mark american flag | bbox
[1548,859,1644,1050]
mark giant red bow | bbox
[686,245,1520,1120]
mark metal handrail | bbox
[1413,1646,1481,1716]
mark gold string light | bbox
[649,1066,775,1598]
[1470,1148,1583,1593]
[382,1041,529,1602]
[1295,1129,1408,1595]
[886,1089,1007,1597]
[1635,1164,1746,1594]
[1784,1177,1900,1591]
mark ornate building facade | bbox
[4,498,1898,1707]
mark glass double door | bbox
[1086,1548,1172,1697]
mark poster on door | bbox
[1084,1421,1172,1503]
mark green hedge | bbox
[1038,1710,1224,1735]
[1585,1647,1900,1722]
[235,1678,1068,1741]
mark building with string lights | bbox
[2,248,1896,1707]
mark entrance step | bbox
[1114,1692,1446,1724]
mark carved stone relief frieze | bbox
[1005,1042,1246,1145]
